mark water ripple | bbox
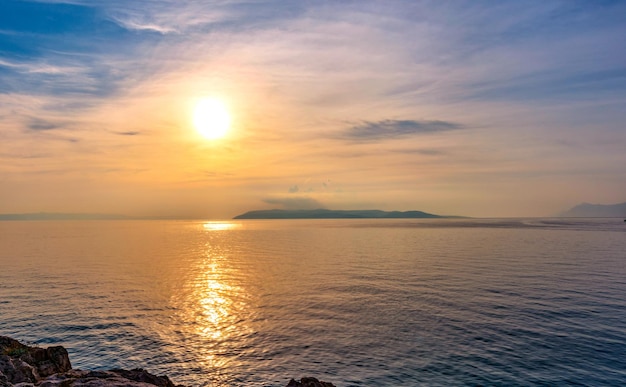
[1,219,625,386]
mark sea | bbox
[1,218,625,386]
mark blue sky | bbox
[1,0,625,217]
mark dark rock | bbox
[0,371,10,387]
[0,341,40,385]
[37,369,183,387]
[0,337,185,387]
[286,377,336,387]
[2,337,337,387]
[110,369,177,387]
[0,336,71,385]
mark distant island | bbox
[558,202,626,217]
[233,208,454,219]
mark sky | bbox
[1,0,625,218]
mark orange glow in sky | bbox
[1,2,625,218]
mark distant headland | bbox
[558,202,626,217]
[233,208,457,219]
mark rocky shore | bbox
[0,336,335,387]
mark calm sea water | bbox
[1,218,625,386]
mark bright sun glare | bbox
[193,98,231,140]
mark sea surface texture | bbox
[1,219,625,386]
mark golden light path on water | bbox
[167,221,252,378]
[202,222,240,231]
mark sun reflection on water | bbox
[168,230,252,377]
[202,222,239,231]
[196,277,229,339]
[176,255,239,340]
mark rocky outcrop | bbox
[1,337,336,387]
[0,336,71,385]
[0,337,184,387]
[35,369,180,387]
[286,377,336,387]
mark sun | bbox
[193,98,231,139]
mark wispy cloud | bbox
[0,58,82,75]
[466,68,626,102]
[109,18,178,34]
[27,118,66,131]
[341,120,463,142]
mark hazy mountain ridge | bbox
[0,213,130,221]
[0,213,210,221]
[559,202,626,217]
[233,209,452,219]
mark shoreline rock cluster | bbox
[0,336,335,387]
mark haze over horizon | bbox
[1,1,625,218]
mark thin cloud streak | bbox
[109,18,178,34]
[342,120,463,142]
[27,118,65,131]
